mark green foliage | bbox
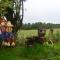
[21,22,60,30]
[0,0,13,16]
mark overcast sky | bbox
[23,0,60,24]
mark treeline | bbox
[21,22,60,29]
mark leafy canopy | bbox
[0,0,13,16]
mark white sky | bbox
[23,0,60,24]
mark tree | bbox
[0,0,26,40]
[0,0,13,16]
[0,0,26,31]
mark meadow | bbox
[17,29,60,44]
[0,29,60,60]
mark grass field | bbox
[0,29,60,60]
[17,29,60,44]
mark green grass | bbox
[17,30,38,44]
[17,29,60,44]
[0,43,60,60]
[0,29,60,60]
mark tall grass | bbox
[17,30,38,44]
[45,29,60,43]
[53,31,60,42]
[0,29,60,60]
[17,29,60,44]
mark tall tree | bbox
[0,0,26,39]
[0,0,26,32]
